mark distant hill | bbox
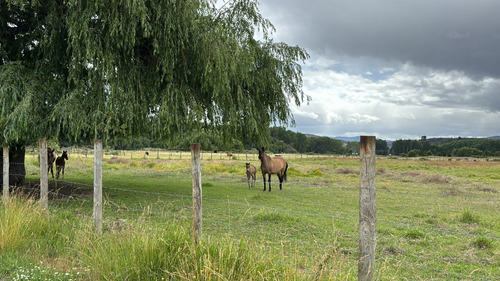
[305,134,321,138]
[333,136,360,143]
[488,136,500,139]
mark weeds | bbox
[460,209,480,224]
[471,237,493,250]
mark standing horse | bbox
[48,147,57,179]
[245,163,257,189]
[258,147,288,192]
[38,147,56,178]
[55,150,68,180]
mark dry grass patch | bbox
[335,167,358,175]
[470,185,498,193]
[422,174,452,184]
[105,157,131,165]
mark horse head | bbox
[62,150,68,160]
[258,147,265,160]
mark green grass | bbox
[2,152,499,280]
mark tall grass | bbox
[2,196,352,280]
[73,221,293,280]
[0,195,51,252]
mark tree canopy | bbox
[1,0,309,147]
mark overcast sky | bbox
[258,0,500,140]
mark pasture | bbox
[2,149,500,280]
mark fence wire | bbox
[2,160,499,280]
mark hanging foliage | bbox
[1,0,309,146]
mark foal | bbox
[245,163,257,189]
[55,150,68,180]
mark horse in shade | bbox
[55,150,68,180]
[258,147,288,192]
[38,147,57,178]
[245,163,257,189]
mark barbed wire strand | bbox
[9,180,498,280]
[12,177,499,242]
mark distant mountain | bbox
[333,136,360,143]
[305,134,321,138]
[488,136,500,139]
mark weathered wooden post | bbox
[3,145,9,204]
[359,136,376,281]
[93,140,103,234]
[191,143,202,244]
[39,139,48,212]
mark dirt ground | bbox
[14,180,92,200]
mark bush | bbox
[453,147,483,157]
[407,150,421,157]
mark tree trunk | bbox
[0,143,25,189]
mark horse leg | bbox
[278,174,283,190]
[268,174,272,192]
[49,165,54,179]
[62,166,65,180]
[247,174,251,189]
[262,173,266,191]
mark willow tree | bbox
[1,0,309,183]
[1,0,68,186]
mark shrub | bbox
[407,150,421,157]
[308,168,323,177]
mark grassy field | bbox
[1,150,499,280]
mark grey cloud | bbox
[260,0,500,78]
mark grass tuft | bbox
[404,229,425,240]
[471,237,493,250]
[460,209,480,224]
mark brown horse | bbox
[39,147,56,178]
[258,147,288,192]
[245,163,257,189]
[55,150,68,180]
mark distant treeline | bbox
[390,137,500,157]
[97,127,349,154]
[79,128,500,157]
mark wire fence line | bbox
[10,176,498,244]
[5,164,499,207]
[22,147,500,162]
[5,180,499,280]
[64,182,500,281]
[3,155,499,280]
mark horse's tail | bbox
[283,162,288,182]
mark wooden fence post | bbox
[93,140,103,234]
[3,145,9,204]
[39,139,48,212]
[359,136,376,281]
[191,143,202,244]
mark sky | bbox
[257,0,500,140]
